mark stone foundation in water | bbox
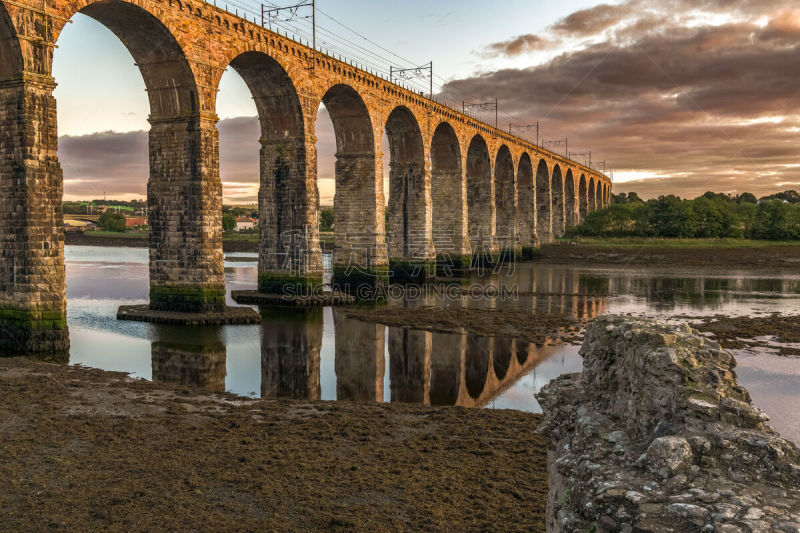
[537,316,800,533]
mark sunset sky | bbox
[54,0,800,203]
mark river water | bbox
[63,245,800,444]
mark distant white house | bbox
[235,216,257,232]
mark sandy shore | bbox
[0,358,547,532]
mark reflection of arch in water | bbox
[451,335,561,408]
[492,337,513,380]
[429,332,465,407]
[388,328,431,404]
[465,336,491,399]
[151,341,227,393]
[333,308,385,402]
[260,308,323,400]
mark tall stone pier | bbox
[0,77,69,354]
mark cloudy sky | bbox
[54,0,800,203]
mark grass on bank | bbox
[554,237,800,249]
[80,230,147,239]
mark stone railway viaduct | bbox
[0,0,612,353]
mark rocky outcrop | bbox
[537,316,800,533]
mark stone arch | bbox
[385,106,432,280]
[56,3,220,314]
[222,51,322,292]
[588,177,596,211]
[0,4,22,80]
[551,165,565,238]
[494,146,516,258]
[517,153,536,258]
[465,336,490,400]
[579,175,588,221]
[65,2,200,119]
[535,159,551,243]
[225,51,304,138]
[466,135,494,260]
[322,84,387,286]
[431,122,469,268]
[565,170,576,228]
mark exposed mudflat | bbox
[540,243,800,270]
[0,358,547,532]
[685,313,800,356]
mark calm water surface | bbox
[64,246,800,444]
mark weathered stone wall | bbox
[537,316,800,533]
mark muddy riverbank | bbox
[541,242,800,270]
[0,358,547,532]
[683,313,800,356]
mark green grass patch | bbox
[221,232,259,243]
[84,231,148,239]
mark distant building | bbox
[235,216,257,232]
[125,217,148,228]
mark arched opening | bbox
[551,165,565,238]
[535,159,551,243]
[467,135,494,261]
[217,51,319,293]
[494,145,516,259]
[431,122,469,269]
[588,178,596,211]
[321,84,387,288]
[59,4,218,314]
[465,336,490,399]
[385,106,431,281]
[579,175,588,221]
[517,154,536,258]
[596,181,603,210]
[49,4,227,319]
[565,170,576,228]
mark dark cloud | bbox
[484,34,552,57]
[61,110,341,204]
[553,3,630,36]
[443,2,800,199]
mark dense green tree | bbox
[736,192,758,204]
[751,200,800,240]
[222,214,236,233]
[98,212,127,233]
[759,190,800,204]
[320,207,334,232]
[649,196,697,238]
[568,190,800,241]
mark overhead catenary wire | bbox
[210,0,605,171]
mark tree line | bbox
[567,191,800,240]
